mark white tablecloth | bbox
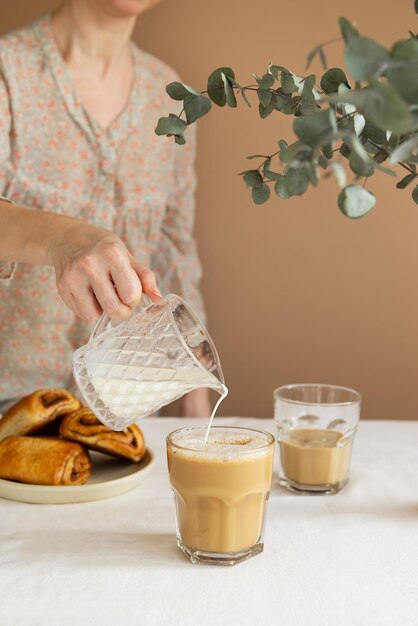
[1,418,418,626]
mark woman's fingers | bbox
[89,271,132,320]
[71,286,104,321]
[57,280,102,321]
[110,261,142,307]
[130,258,162,302]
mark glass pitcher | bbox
[72,294,226,430]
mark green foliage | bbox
[306,45,328,70]
[320,68,349,93]
[338,17,360,43]
[155,6,418,218]
[252,184,271,204]
[345,37,389,81]
[294,109,337,147]
[338,185,376,218]
[207,67,236,107]
[154,114,188,144]
[184,94,212,124]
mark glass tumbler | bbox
[167,426,275,566]
[274,384,361,495]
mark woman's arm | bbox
[0,200,161,320]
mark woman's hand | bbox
[49,220,161,321]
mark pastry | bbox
[0,389,81,442]
[59,407,146,462]
[0,436,91,486]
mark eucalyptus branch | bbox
[155,6,418,216]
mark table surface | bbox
[1,417,418,626]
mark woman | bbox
[0,0,210,415]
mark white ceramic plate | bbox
[0,448,155,504]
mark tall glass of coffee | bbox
[167,426,275,566]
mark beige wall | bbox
[1,0,417,419]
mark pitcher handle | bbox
[89,293,154,342]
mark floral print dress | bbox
[0,15,205,406]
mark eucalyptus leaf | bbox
[340,143,352,159]
[412,185,418,203]
[306,46,320,69]
[349,151,374,176]
[252,183,271,204]
[241,90,252,108]
[207,67,235,107]
[279,140,309,163]
[174,134,186,145]
[354,113,366,136]
[274,177,290,199]
[389,135,418,163]
[391,38,418,59]
[309,165,320,186]
[322,144,334,159]
[387,133,399,153]
[258,88,273,107]
[301,75,316,96]
[264,169,283,182]
[330,162,347,188]
[396,173,417,188]
[386,57,418,104]
[294,109,337,147]
[300,99,319,115]
[183,94,212,124]
[286,167,309,196]
[345,37,389,80]
[320,68,350,94]
[293,74,321,100]
[268,64,280,80]
[281,70,298,94]
[338,184,376,218]
[272,91,288,112]
[373,150,389,164]
[319,47,327,70]
[338,17,360,44]
[263,157,272,174]
[362,122,386,145]
[283,97,300,115]
[154,115,187,136]
[240,170,264,188]
[300,78,318,113]
[388,39,418,104]
[222,73,237,108]
[318,154,328,169]
[344,132,371,163]
[259,100,275,118]
[257,73,275,89]
[166,82,190,101]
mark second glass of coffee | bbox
[274,384,361,495]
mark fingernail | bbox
[153,288,162,298]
